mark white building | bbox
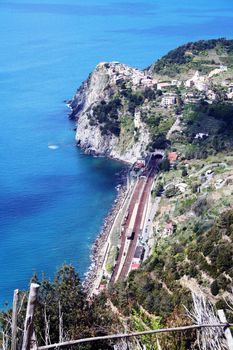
[207,90,217,101]
[209,65,228,78]
[172,80,182,87]
[157,81,172,90]
[185,71,209,91]
[195,133,209,139]
[227,91,233,99]
[176,183,188,193]
[161,93,177,107]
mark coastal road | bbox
[111,156,159,282]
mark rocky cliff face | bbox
[69,62,156,163]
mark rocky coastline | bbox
[67,99,130,294]
[83,168,128,295]
[67,61,151,164]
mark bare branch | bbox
[184,292,228,350]
[58,301,64,344]
[44,304,51,346]
[17,293,26,316]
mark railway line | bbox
[111,156,159,282]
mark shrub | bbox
[160,158,170,171]
[165,186,178,198]
[153,182,164,196]
[210,280,220,296]
[182,167,188,177]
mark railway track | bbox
[111,157,159,282]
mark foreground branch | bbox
[37,323,233,350]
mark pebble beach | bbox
[83,169,128,295]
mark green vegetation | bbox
[178,102,233,159]
[165,185,179,198]
[91,98,122,137]
[153,181,164,196]
[130,308,161,349]
[108,209,233,329]
[0,265,120,350]
[142,111,174,151]
[160,158,170,171]
[149,38,233,77]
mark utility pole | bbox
[22,283,40,350]
[11,289,19,350]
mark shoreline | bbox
[67,103,131,294]
[66,100,133,167]
[83,167,128,295]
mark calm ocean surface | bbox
[0,0,232,306]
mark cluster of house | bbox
[106,61,158,89]
[185,71,209,91]
[157,65,233,107]
[209,65,228,78]
[185,66,228,92]
[221,78,233,99]
[105,62,233,110]
[159,78,207,107]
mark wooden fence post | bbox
[22,283,40,350]
[11,289,19,350]
[217,309,233,350]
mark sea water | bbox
[0,0,232,306]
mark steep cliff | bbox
[69,62,157,163]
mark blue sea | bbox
[0,0,232,306]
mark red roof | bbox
[98,284,106,291]
[134,163,145,169]
[132,263,140,270]
[165,221,173,230]
[168,152,178,162]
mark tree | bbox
[0,265,119,350]
[191,183,199,193]
[202,241,213,257]
[210,280,219,296]
[149,134,170,151]
[216,247,232,273]
[182,167,188,177]
[153,182,164,196]
[160,158,170,172]
[165,186,178,198]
